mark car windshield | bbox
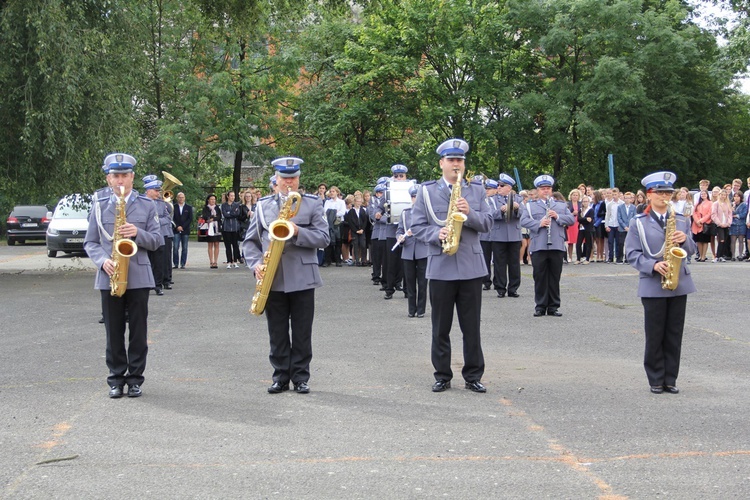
[12,206,50,218]
[54,198,91,218]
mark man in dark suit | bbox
[410,138,493,393]
[172,192,193,269]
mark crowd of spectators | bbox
[196,176,750,271]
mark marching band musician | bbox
[93,163,113,325]
[492,173,523,298]
[373,178,389,286]
[84,154,162,399]
[520,175,575,317]
[396,184,429,318]
[380,165,410,299]
[410,138,493,393]
[480,178,498,291]
[369,181,387,285]
[625,171,696,395]
[142,175,169,295]
[243,157,330,394]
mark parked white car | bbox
[46,194,92,258]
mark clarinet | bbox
[546,198,553,246]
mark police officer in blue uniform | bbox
[520,175,575,317]
[397,184,429,318]
[492,173,523,298]
[93,163,114,324]
[243,157,331,394]
[380,165,410,299]
[369,182,386,284]
[143,176,169,295]
[411,139,493,393]
[480,178,498,291]
[625,171,696,394]
[374,179,390,289]
[84,154,163,398]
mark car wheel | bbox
[47,250,57,258]
[7,238,15,246]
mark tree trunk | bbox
[233,150,243,195]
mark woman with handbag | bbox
[202,195,223,268]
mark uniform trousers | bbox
[148,245,165,289]
[429,278,485,383]
[265,288,315,385]
[492,240,521,294]
[480,240,493,287]
[370,239,385,283]
[163,236,173,282]
[101,288,149,387]
[403,257,427,316]
[641,295,687,386]
[385,237,403,292]
[531,249,564,312]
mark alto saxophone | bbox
[110,186,138,297]
[250,191,302,315]
[442,170,468,255]
[661,209,687,291]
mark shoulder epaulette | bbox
[303,193,319,200]
[422,180,437,186]
[634,213,647,218]
[470,179,483,186]
[96,196,109,204]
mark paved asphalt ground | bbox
[0,241,749,499]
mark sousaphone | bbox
[161,171,183,204]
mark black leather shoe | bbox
[483,283,491,290]
[127,384,142,398]
[335,262,342,267]
[108,386,123,398]
[384,292,393,300]
[408,313,415,318]
[379,286,387,291]
[432,380,451,392]
[497,291,505,298]
[164,283,172,290]
[372,280,381,285]
[507,292,520,298]
[268,381,290,394]
[293,382,310,394]
[650,385,664,394]
[98,315,105,324]
[533,310,546,317]
[417,313,425,318]
[395,285,403,292]
[465,381,487,393]
[663,385,679,394]
[155,288,164,296]
[547,310,562,317]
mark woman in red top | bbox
[566,189,581,263]
[691,190,712,262]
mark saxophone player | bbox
[84,154,162,399]
[520,175,575,317]
[625,172,696,395]
[410,138,493,393]
[242,157,330,394]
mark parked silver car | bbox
[46,194,92,258]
